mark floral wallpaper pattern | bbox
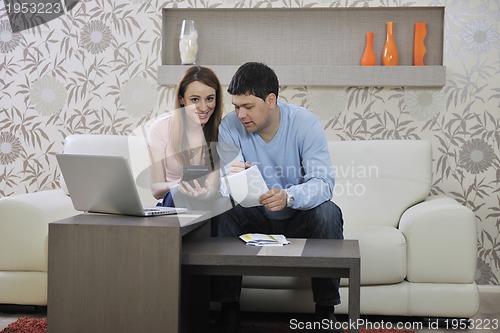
[0,0,499,285]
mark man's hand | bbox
[259,188,287,211]
[228,160,251,176]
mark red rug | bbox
[1,317,415,333]
[0,318,46,333]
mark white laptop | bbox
[56,153,187,217]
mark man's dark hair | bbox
[227,62,279,101]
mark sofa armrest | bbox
[399,195,476,283]
[0,190,77,272]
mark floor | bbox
[1,290,499,332]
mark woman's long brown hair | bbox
[171,66,223,169]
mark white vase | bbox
[179,20,198,65]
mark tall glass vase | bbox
[414,22,427,66]
[179,20,198,65]
[361,31,376,66]
[382,21,398,66]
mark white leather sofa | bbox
[0,134,479,319]
[241,139,479,319]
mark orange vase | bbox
[414,22,427,66]
[382,21,398,66]
[361,32,376,66]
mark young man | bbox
[212,62,344,333]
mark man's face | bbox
[232,94,274,134]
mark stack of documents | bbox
[239,233,291,246]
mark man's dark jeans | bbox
[211,200,344,307]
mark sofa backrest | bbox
[60,136,432,224]
[328,140,432,228]
[62,134,157,206]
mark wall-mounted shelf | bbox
[158,7,445,87]
[158,65,445,87]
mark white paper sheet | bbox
[224,165,269,207]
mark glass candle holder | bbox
[179,19,198,65]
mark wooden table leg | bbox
[348,263,361,333]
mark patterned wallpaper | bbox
[0,0,499,285]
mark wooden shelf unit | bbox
[158,7,445,87]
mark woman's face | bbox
[180,81,217,126]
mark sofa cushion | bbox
[242,226,406,291]
[329,140,432,228]
[0,271,48,306]
[0,190,76,271]
[344,226,406,285]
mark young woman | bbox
[147,66,223,207]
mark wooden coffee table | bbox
[182,237,361,333]
[48,212,211,333]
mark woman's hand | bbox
[151,179,180,201]
[178,179,209,198]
